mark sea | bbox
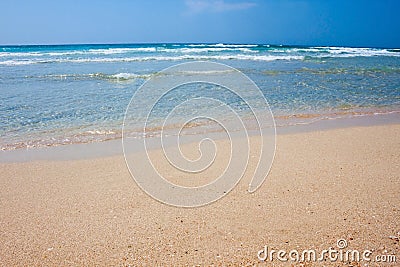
[1,43,399,150]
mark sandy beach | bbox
[2,0,399,266]
[0,124,399,266]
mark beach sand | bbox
[0,124,399,266]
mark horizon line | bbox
[0,42,398,49]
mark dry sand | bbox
[0,124,399,266]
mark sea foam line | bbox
[0,54,304,65]
[1,46,399,60]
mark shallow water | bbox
[1,43,399,150]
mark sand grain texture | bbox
[0,125,399,266]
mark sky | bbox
[0,0,399,47]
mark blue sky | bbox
[1,0,399,47]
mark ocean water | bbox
[0,43,399,150]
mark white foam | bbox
[0,54,304,65]
[187,44,258,48]
[0,52,45,57]
[85,130,116,135]
[0,60,38,65]
[175,69,236,75]
[311,46,399,57]
[158,47,256,53]
[34,72,150,81]
[0,47,158,58]
[110,72,138,80]
[209,43,258,48]
[89,47,157,54]
[1,46,399,65]
[2,46,399,66]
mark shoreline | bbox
[0,123,398,266]
[1,107,399,152]
[1,112,399,163]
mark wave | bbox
[0,54,304,65]
[310,46,400,57]
[32,72,150,82]
[187,43,259,48]
[1,45,399,65]
[0,51,44,57]
[27,70,246,81]
[50,47,157,56]
[0,46,257,58]
[0,47,158,57]
[109,72,139,80]
[157,47,256,53]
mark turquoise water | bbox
[1,43,399,150]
